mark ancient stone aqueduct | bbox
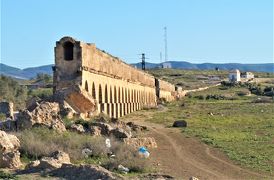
[53,37,178,119]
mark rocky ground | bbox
[1,99,272,179]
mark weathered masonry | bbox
[53,37,176,118]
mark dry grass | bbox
[15,127,107,161]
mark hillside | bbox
[133,61,274,73]
[1,61,273,80]
[0,63,53,79]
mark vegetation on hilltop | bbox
[0,75,28,109]
[0,74,53,110]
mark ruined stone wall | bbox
[54,37,174,118]
[157,79,175,101]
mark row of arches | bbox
[84,80,156,118]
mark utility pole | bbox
[164,26,168,62]
[141,53,146,70]
[160,52,162,63]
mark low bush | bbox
[237,90,251,96]
[206,94,226,100]
[0,170,17,180]
[104,144,149,173]
[15,127,107,161]
[194,95,205,100]
[15,127,150,173]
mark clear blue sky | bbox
[1,0,273,69]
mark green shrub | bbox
[0,170,17,179]
[194,95,205,100]
[0,75,28,109]
[28,88,53,100]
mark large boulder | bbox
[172,120,187,128]
[17,101,66,132]
[91,122,113,136]
[110,128,132,139]
[0,130,22,168]
[126,122,147,132]
[50,164,120,180]
[70,124,85,134]
[27,150,71,170]
[123,137,157,148]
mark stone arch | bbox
[63,41,74,61]
[128,89,131,103]
[121,87,124,103]
[98,84,103,103]
[105,84,108,103]
[131,89,134,102]
[118,87,121,103]
[125,88,127,103]
[92,82,96,99]
[114,86,117,103]
[110,86,113,103]
[84,81,88,92]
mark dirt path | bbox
[132,121,270,179]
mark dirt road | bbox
[133,121,271,179]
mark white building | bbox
[229,69,241,82]
[162,62,172,69]
[241,72,254,80]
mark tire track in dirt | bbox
[135,120,270,179]
[149,127,223,178]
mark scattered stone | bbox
[110,128,132,139]
[49,164,120,180]
[172,120,187,128]
[60,101,76,119]
[51,119,66,133]
[27,150,71,170]
[82,148,93,158]
[208,112,214,116]
[90,126,102,136]
[189,176,199,180]
[126,122,147,132]
[70,124,85,133]
[91,122,113,136]
[123,137,157,148]
[118,164,129,174]
[0,130,22,168]
[26,160,40,169]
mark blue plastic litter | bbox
[138,146,147,153]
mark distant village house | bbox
[241,72,254,80]
[162,62,172,69]
[228,69,241,82]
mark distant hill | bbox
[1,61,273,79]
[133,61,274,73]
[0,63,53,79]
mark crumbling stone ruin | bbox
[53,36,177,118]
[0,130,22,168]
[0,102,14,119]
